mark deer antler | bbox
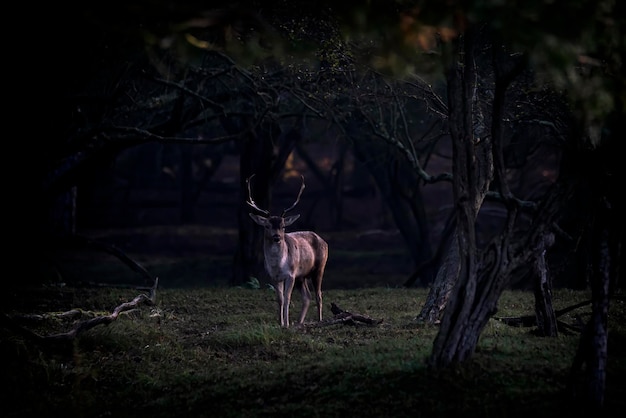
[281,175,306,217]
[246,174,270,215]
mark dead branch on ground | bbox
[494,299,591,332]
[306,303,383,328]
[1,278,158,346]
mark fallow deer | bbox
[247,174,328,328]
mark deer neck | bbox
[263,235,291,273]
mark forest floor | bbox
[4,225,626,417]
[2,285,625,418]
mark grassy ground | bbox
[2,285,625,418]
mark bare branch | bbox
[404,75,449,119]
[149,76,225,112]
[484,190,538,211]
[106,126,247,145]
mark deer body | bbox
[247,175,328,328]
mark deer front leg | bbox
[274,281,286,327]
[282,276,296,328]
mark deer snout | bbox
[272,234,281,242]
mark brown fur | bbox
[250,214,328,327]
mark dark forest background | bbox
[12,0,625,412]
[37,0,623,291]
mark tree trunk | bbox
[427,31,546,367]
[429,29,491,366]
[569,190,612,410]
[180,144,195,223]
[416,237,459,322]
[533,232,558,336]
[49,186,77,237]
[569,99,625,410]
[229,117,275,286]
[230,117,301,285]
[232,133,272,286]
[420,29,492,328]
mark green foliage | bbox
[2,287,624,417]
[240,276,274,290]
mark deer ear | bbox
[249,213,268,226]
[283,214,300,227]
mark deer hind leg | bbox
[311,266,325,322]
[297,278,312,325]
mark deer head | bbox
[246,174,305,243]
